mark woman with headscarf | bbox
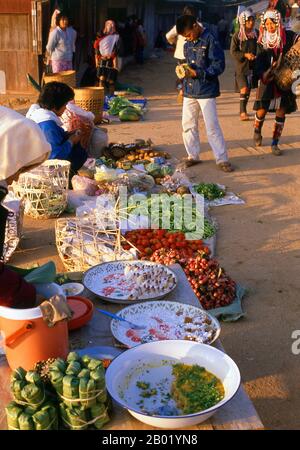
[230,9,258,120]
[94,20,120,94]
[0,107,51,307]
[253,10,299,155]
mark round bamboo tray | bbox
[44,70,76,88]
[74,87,104,124]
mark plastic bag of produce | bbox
[94,165,118,182]
[71,175,98,196]
[61,102,94,149]
[2,192,24,263]
[88,128,108,159]
[161,170,192,194]
[145,162,161,177]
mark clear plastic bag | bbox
[71,175,98,196]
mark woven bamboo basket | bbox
[74,87,104,124]
[55,218,136,272]
[274,40,300,91]
[13,160,70,220]
[43,70,76,88]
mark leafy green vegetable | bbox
[127,195,216,239]
[193,183,225,201]
[108,97,143,116]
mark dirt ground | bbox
[7,52,300,430]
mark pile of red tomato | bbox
[123,229,208,259]
[123,229,236,310]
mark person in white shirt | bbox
[46,13,77,73]
[166,5,202,103]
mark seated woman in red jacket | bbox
[0,106,51,308]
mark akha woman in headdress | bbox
[94,20,120,95]
[230,9,258,120]
[253,10,299,155]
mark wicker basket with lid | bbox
[74,87,105,124]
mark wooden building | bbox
[0,0,51,94]
[0,0,141,94]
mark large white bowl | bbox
[105,340,241,429]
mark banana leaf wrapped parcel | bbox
[49,369,64,395]
[90,403,110,430]
[60,403,89,430]
[66,361,82,376]
[21,383,45,409]
[49,355,107,410]
[6,401,59,430]
[59,403,109,430]
[67,352,81,363]
[40,403,59,430]
[11,380,26,402]
[32,410,52,430]
[79,378,97,409]
[5,402,23,430]
[18,412,35,430]
[62,375,80,408]
[10,368,47,409]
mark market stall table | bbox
[0,264,263,430]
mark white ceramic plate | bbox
[105,340,241,429]
[110,301,220,347]
[83,260,177,304]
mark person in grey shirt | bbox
[46,13,77,73]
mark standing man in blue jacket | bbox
[176,15,234,172]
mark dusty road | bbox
[8,52,300,429]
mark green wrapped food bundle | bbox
[10,367,47,410]
[48,352,109,428]
[62,376,80,408]
[6,352,110,430]
[5,402,23,430]
[60,403,110,430]
[5,401,59,430]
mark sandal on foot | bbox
[271,145,282,156]
[240,113,249,121]
[182,158,202,168]
[217,161,234,172]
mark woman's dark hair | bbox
[176,15,197,35]
[56,13,69,26]
[38,82,74,111]
[183,4,197,16]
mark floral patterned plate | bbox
[82,260,177,304]
[110,301,221,347]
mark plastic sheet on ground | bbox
[190,184,245,207]
[208,284,246,322]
